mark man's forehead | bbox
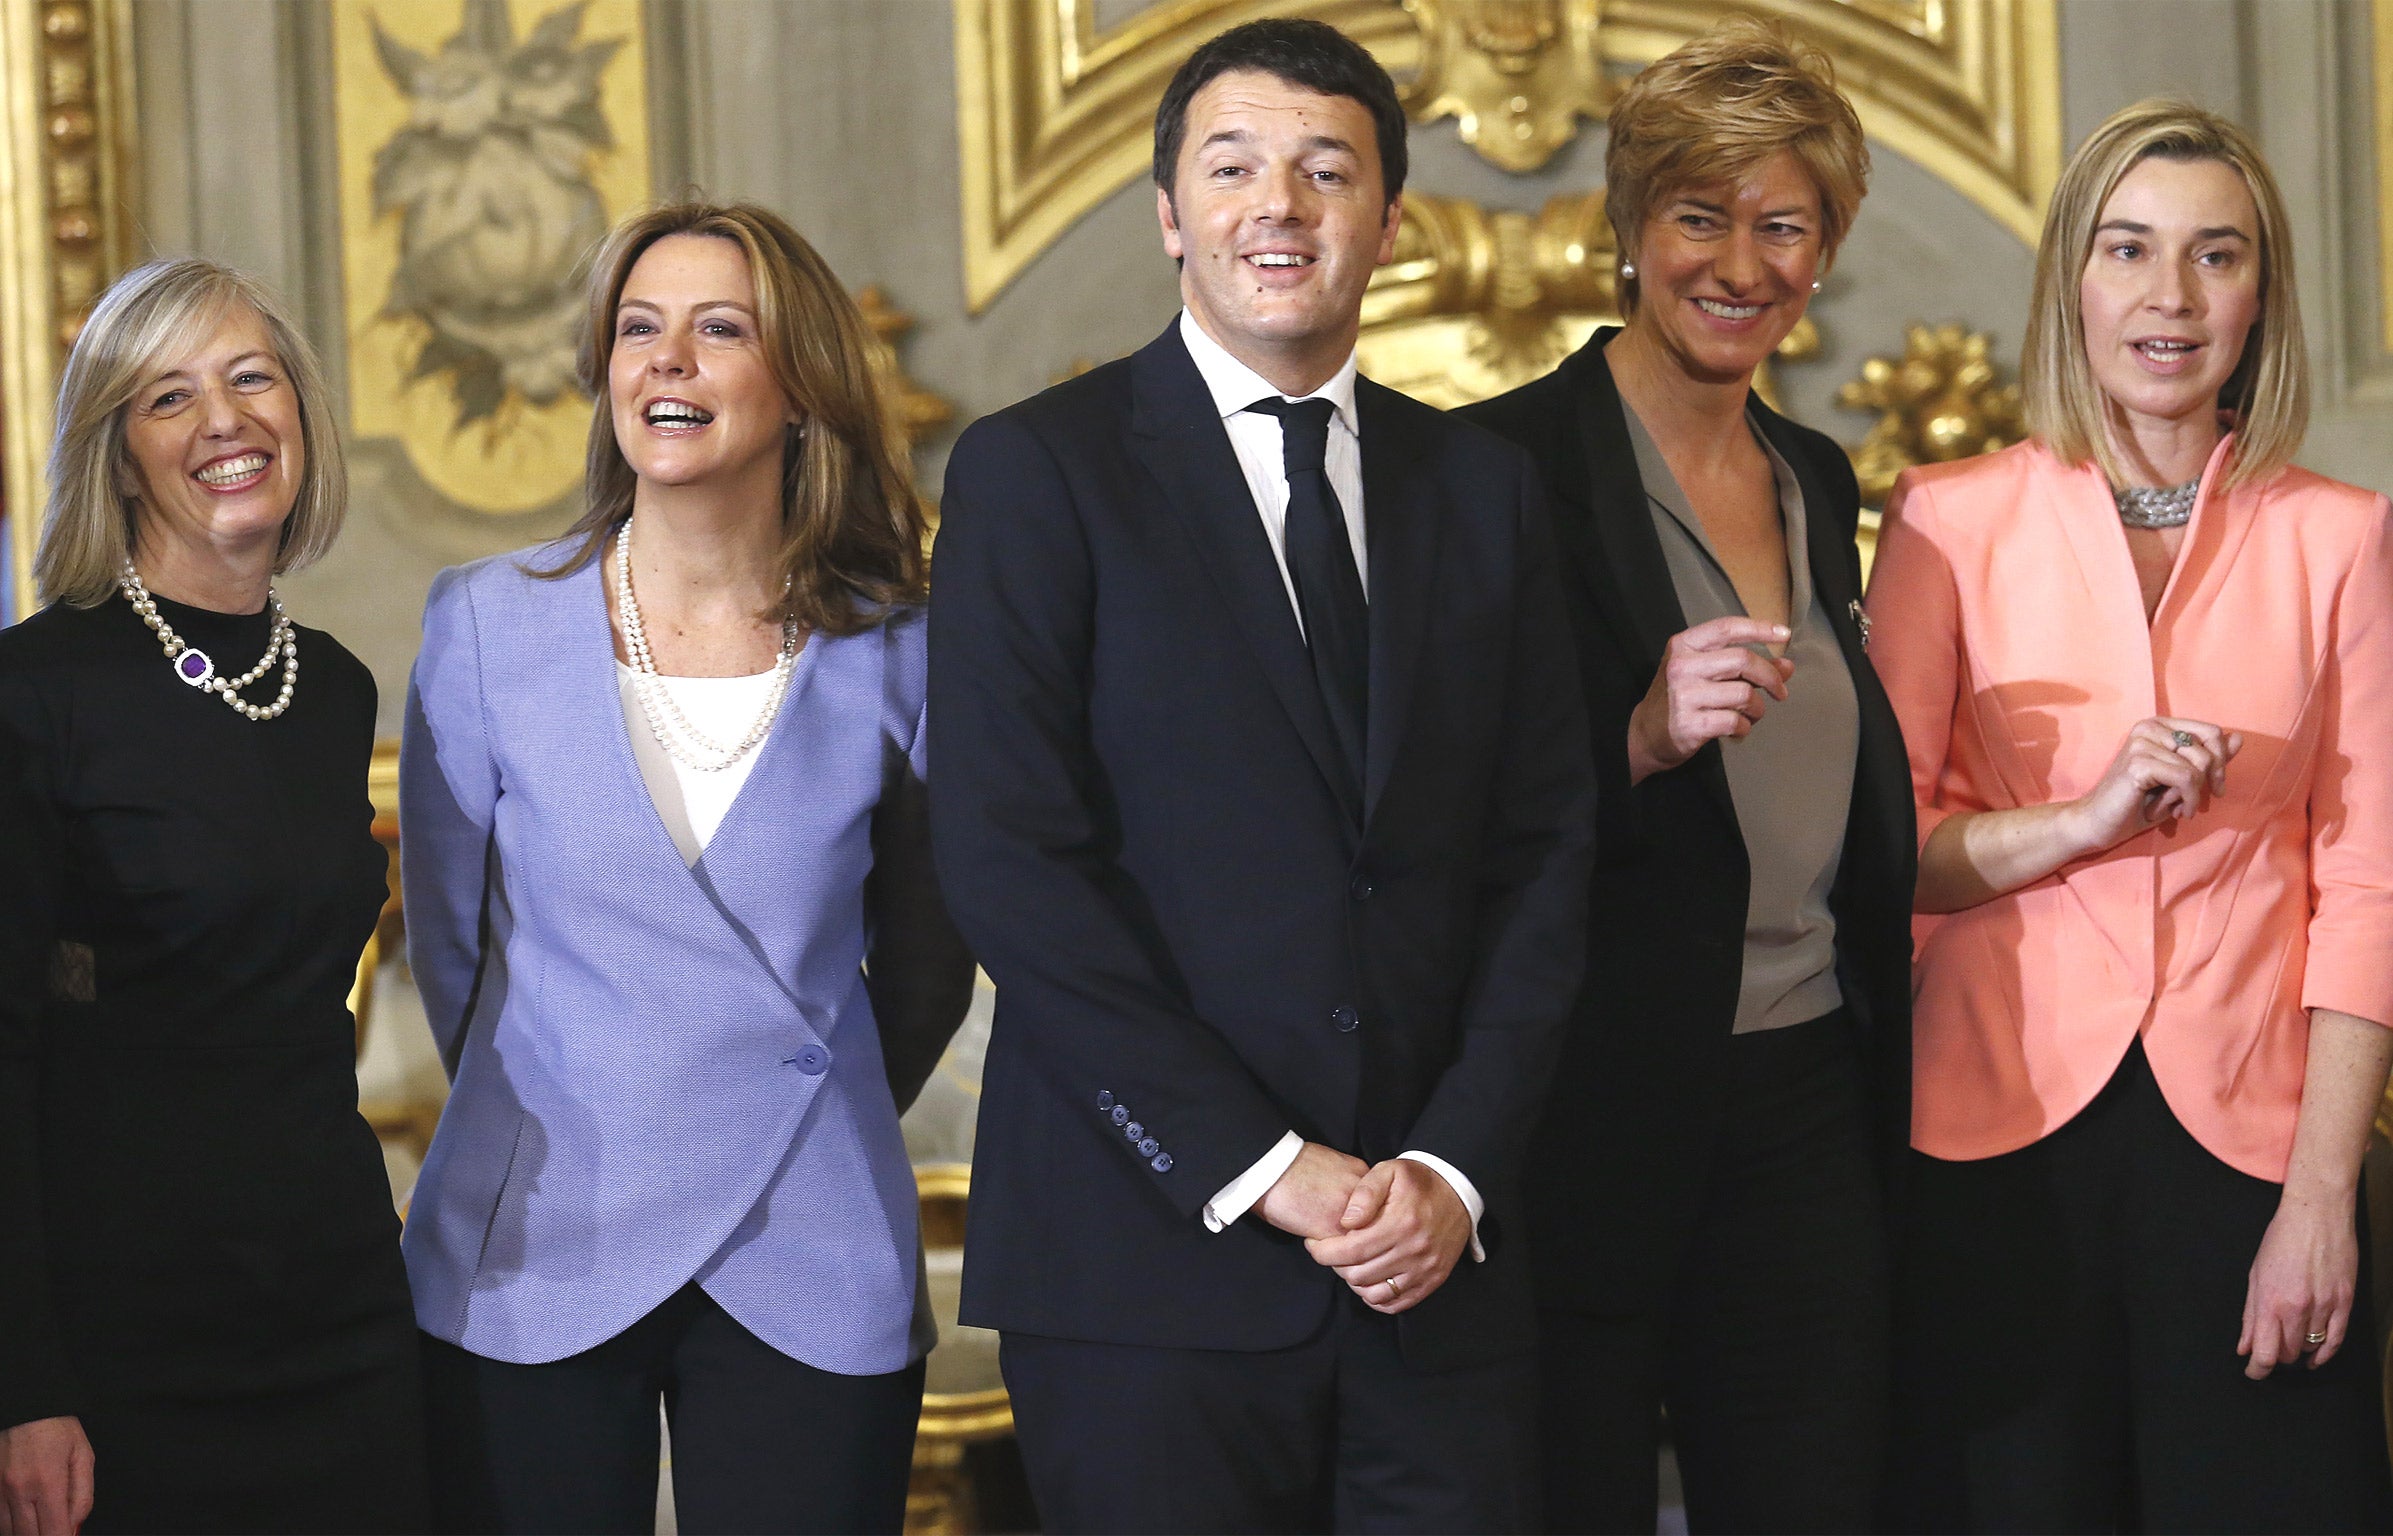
[1189,70,1371,134]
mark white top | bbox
[616,662,778,866]
[1178,309,1368,632]
[1174,311,1485,1261]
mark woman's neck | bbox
[131,525,275,615]
[1606,320,1754,469]
[2104,401,2222,489]
[624,473,787,625]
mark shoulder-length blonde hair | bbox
[35,257,346,608]
[537,201,929,635]
[2022,100,2307,491]
[1604,16,1870,315]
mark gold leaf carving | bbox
[1357,188,1814,410]
[955,0,2060,314]
[855,284,955,449]
[1835,321,2025,506]
[1401,0,1604,173]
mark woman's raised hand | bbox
[1626,616,1794,785]
[0,1416,93,1535]
[2065,717,2242,854]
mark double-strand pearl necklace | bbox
[119,561,298,721]
[2114,478,2200,529]
[613,520,799,772]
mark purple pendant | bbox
[175,648,214,687]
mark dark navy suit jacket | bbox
[929,322,1596,1368]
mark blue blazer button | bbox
[1124,1120,1144,1141]
[1151,1152,1174,1173]
[792,1045,830,1076]
[1097,1090,1115,1111]
[1137,1137,1159,1157]
[1111,1105,1130,1126]
[1331,1005,1360,1032]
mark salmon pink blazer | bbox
[1865,435,2393,1181]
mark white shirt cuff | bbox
[1203,1130,1303,1232]
[1398,1150,1487,1263]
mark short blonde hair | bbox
[1605,17,1870,314]
[2023,100,2306,491]
[536,201,929,636]
[35,257,345,608]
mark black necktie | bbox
[1247,396,1368,803]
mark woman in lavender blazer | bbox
[398,202,973,1534]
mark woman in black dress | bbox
[0,259,426,1533]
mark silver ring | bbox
[2171,729,2196,751]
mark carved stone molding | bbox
[954,0,2061,315]
[1401,0,1604,173]
[0,0,134,619]
[1834,320,2025,506]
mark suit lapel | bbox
[1128,325,1363,832]
[1358,379,1438,821]
[1565,331,1735,825]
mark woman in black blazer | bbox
[1462,19,1915,1535]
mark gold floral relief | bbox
[955,0,2061,315]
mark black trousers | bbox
[1890,1038,2393,1534]
[1539,1010,1891,1535]
[420,1282,924,1535]
[1001,1292,1539,1534]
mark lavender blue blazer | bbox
[398,546,970,1372]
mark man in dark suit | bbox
[927,18,1595,1533]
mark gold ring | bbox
[2172,729,2197,750]
[2306,1330,2329,1347]
[1385,1276,1403,1297]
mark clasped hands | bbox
[1255,1142,1472,1314]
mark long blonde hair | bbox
[2022,100,2307,491]
[36,257,346,608]
[535,201,928,634]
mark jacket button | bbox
[1138,1137,1160,1157]
[1331,1005,1360,1033]
[1349,874,1376,901]
[1151,1152,1174,1173]
[1097,1090,1115,1111]
[790,1045,830,1076]
[1124,1121,1144,1141]
[1111,1105,1130,1126]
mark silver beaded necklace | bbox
[119,561,299,721]
[612,519,800,773]
[2113,479,2200,529]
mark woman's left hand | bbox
[2239,1189,2359,1378]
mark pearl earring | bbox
[1620,262,1637,280]
[1810,279,1822,293]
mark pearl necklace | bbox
[119,562,298,721]
[613,520,799,773]
[2113,479,2200,529]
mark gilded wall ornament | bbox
[953,0,2061,314]
[1356,188,1815,410]
[855,285,955,449]
[1835,321,2026,506]
[1401,0,1604,173]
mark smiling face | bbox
[608,232,797,493]
[1158,68,1399,389]
[1624,149,1825,386]
[121,302,304,571]
[2078,154,2262,442]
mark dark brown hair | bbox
[536,201,928,634]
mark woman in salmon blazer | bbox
[1867,101,2393,1532]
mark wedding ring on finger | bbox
[1385,1276,1403,1298]
[2306,1330,2329,1348]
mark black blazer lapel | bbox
[1565,330,1736,826]
[1358,379,1439,822]
[1128,325,1363,832]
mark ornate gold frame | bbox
[954,0,2062,315]
[0,0,134,621]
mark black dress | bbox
[0,593,428,1533]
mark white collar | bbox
[1178,309,1359,436]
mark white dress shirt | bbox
[1176,310,1485,1261]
